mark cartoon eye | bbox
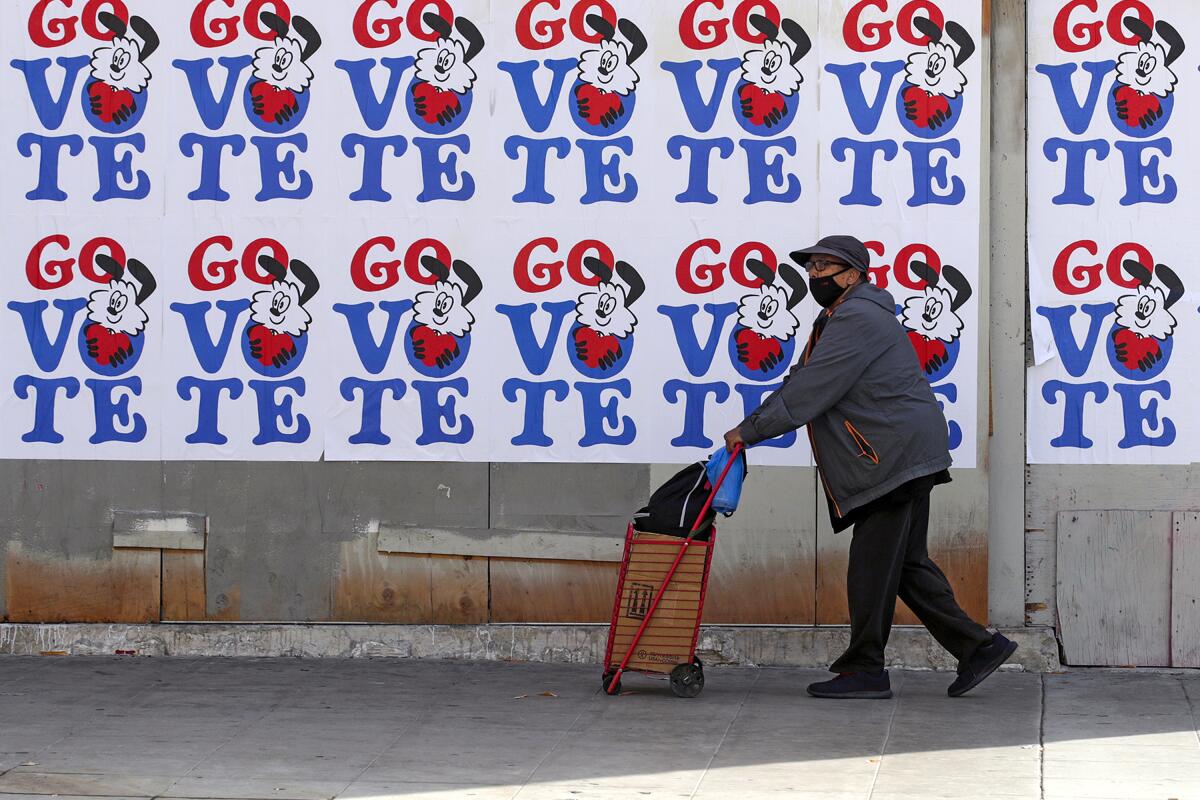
[437,49,457,72]
[924,298,944,318]
[435,291,453,316]
[108,292,128,314]
[271,292,291,316]
[1138,296,1156,317]
[759,296,778,318]
[112,48,131,70]
[763,51,781,74]
[927,54,945,75]
[274,49,293,72]
[598,293,617,317]
[600,51,618,73]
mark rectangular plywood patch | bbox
[1057,510,1171,667]
[332,538,430,623]
[161,550,205,621]
[5,547,160,623]
[429,554,487,624]
[1171,512,1200,668]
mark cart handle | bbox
[686,442,743,540]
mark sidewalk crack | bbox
[1183,676,1200,752]
[866,675,902,800]
[1039,673,1047,800]
[688,667,761,798]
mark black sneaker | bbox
[948,634,1019,697]
[807,670,892,699]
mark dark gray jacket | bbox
[739,282,952,519]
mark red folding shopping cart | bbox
[601,445,742,698]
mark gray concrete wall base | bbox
[0,623,1062,672]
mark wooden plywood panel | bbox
[5,547,160,623]
[332,538,430,622]
[490,559,618,623]
[161,550,206,621]
[1057,510,1171,667]
[1171,512,1200,668]
[429,554,487,624]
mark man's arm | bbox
[737,307,882,445]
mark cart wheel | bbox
[669,662,705,698]
[602,670,622,695]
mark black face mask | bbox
[809,267,854,308]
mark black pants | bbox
[829,491,992,674]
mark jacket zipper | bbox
[844,420,880,465]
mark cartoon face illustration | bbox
[903,17,973,99]
[1110,259,1184,375]
[415,13,484,94]
[571,257,644,372]
[83,254,156,369]
[86,12,158,127]
[246,256,319,370]
[732,259,805,375]
[409,256,482,371]
[252,12,320,93]
[739,15,810,96]
[902,262,972,377]
[573,14,646,130]
[1116,17,1183,98]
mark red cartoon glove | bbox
[1112,327,1163,372]
[248,324,297,368]
[412,81,463,127]
[411,324,461,369]
[575,83,625,128]
[903,85,953,130]
[908,331,949,376]
[573,325,623,370]
[85,323,134,367]
[250,81,300,125]
[88,82,137,126]
[1113,85,1164,130]
[738,83,787,128]
[735,328,785,373]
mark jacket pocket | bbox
[843,420,879,465]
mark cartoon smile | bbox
[432,291,453,326]
[595,292,617,324]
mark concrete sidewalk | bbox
[0,658,1197,800]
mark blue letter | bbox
[497,301,576,375]
[577,136,637,203]
[340,378,407,445]
[86,377,146,444]
[1114,382,1175,448]
[1043,138,1109,205]
[333,300,413,374]
[663,380,729,448]
[413,135,474,202]
[658,303,738,377]
[742,136,801,204]
[824,61,906,135]
[249,378,310,445]
[90,134,150,201]
[180,133,245,201]
[1033,61,1114,136]
[8,298,87,372]
[576,380,635,446]
[170,299,251,374]
[905,139,965,206]
[660,59,741,133]
[504,136,570,203]
[413,379,473,445]
[1115,138,1176,205]
[502,378,569,446]
[335,57,414,130]
[13,376,79,443]
[1041,380,1108,449]
[498,59,579,132]
[1035,303,1114,378]
[176,377,243,444]
[831,138,898,206]
[341,134,408,202]
[10,56,90,129]
[667,136,734,203]
[17,134,83,201]
[251,134,312,201]
[172,56,254,130]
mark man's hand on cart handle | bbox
[724,427,745,453]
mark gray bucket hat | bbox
[790,235,870,273]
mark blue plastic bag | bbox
[705,446,748,515]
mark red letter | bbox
[1052,240,1102,295]
[244,0,291,41]
[189,236,238,291]
[863,241,889,287]
[514,238,564,292]
[892,243,942,290]
[729,242,777,288]
[1053,0,1102,53]
[845,0,891,53]
[1107,1,1153,46]
[679,0,728,50]
[191,0,240,47]
[731,1,780,44]
[351,237,402,291]
[29,0,78,47]
[404,238,452,285]
[27,235,75,289]
[79,237,127,284]
[677,239,726,294]
[896,1,943,46]
[408,0,453,41]
[1106,242,1151,289]
[353,0,404,48]
[516,0,565,50]
[569,0,616,44]
[81,0,128,41]
[567,240,615,286]
[243,239,289,284]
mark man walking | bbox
[724,235,1017,699]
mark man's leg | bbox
[896,492,993,671]
[828,500,914,673]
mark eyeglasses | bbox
[802,258,850,274]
